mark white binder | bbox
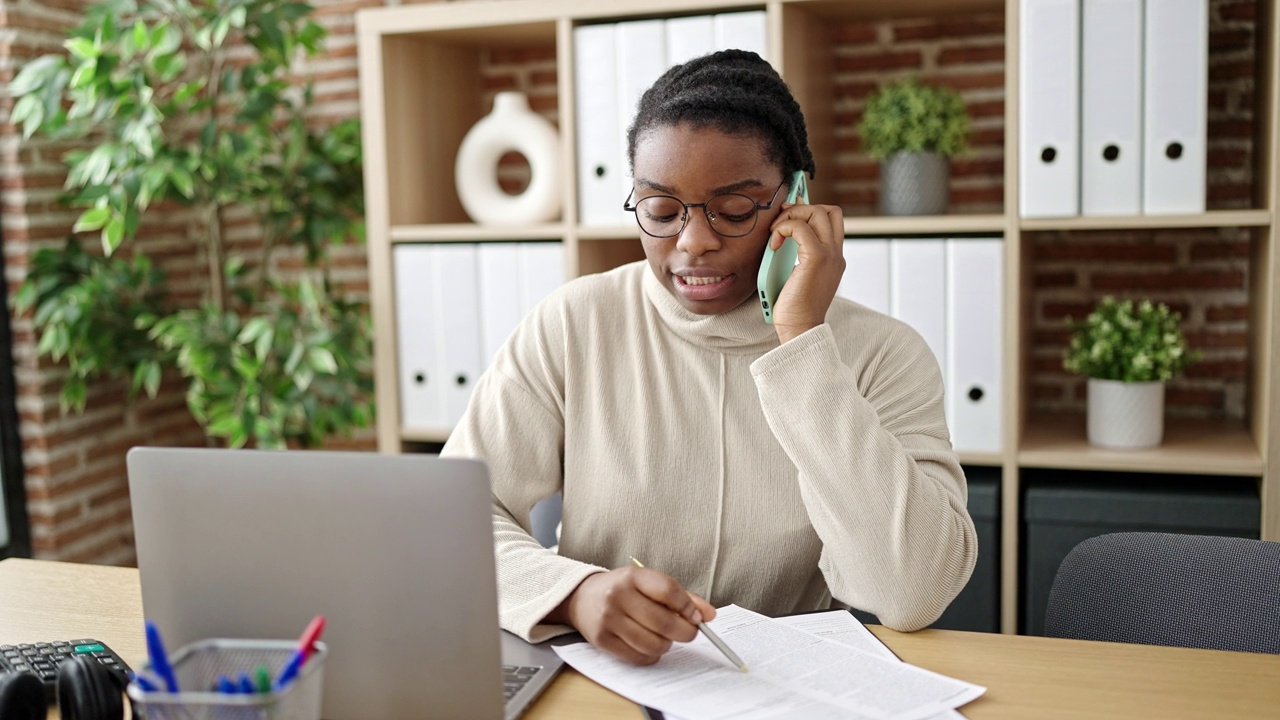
[1143,0,1207,214]
[890,239,947,375]
[517,242,566,316]
[477,242,523,366]
[616,20,667,208]
[1081,0,1143,216]
[433,244,483,427]
[838,238,891,315]
[665,15,714,68]
[393,245,442,430]
[713,11,768,61]
[1019,0,1080,218]
[574,24,625,226]
[945,238,1004,453]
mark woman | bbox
[442,50,976,666]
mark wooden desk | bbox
[2,559,1277,719]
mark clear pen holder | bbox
[127,639,327,720]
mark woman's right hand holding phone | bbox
[546,566,716,665]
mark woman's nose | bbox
[674,208,722,256]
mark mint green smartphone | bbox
[756,171,809,324]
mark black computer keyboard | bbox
[0,639,132,703]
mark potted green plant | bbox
[858,77,970,216]
[1063,297,1198,449]
[10,0,373,449]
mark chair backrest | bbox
[1043,532,1280,654]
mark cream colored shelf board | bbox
[1019,209,1271,232]
[1019,414,1263,477]
[578,224,641,241]
[401,427,453,443]
[957,450,1005,467]
[390,224,566,242]
[843,214,1006,236]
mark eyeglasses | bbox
[623,180,788,239]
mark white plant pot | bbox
[1087,378,1165,449]
[454,91,561,226]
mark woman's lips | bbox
[673,273,735,301]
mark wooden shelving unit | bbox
[357,0,1280,636]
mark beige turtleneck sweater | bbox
[442,261,976,642]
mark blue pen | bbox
[217,674,238,694]
[273,652,303,691]
[132,673,160,693]
[275,615,326,691]
[145,621,179,693]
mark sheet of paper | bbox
[772,612,968,720]
[553,605,984,720]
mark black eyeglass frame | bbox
[623,180,790,239]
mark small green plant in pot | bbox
[858,78,969,216]
[1063,297,1198,449]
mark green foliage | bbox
[857,78,970,159]
[147,273,373,449]
[13,239,170,413]
[1063,297,1199,383]
[13,0,373,448]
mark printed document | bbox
[770,612,967,720]
[553,605,984,720]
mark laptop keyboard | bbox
[503,664,542,702]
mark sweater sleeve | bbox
[748,323,977,631]
[441,301,607,643]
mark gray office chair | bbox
[1043,532,1280,654]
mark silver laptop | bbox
[127,447,567,720]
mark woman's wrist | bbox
[542,573,599,627]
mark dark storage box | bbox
[1021,470,1260,636]
[853,466,1000,632]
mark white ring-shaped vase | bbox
[454,91,562,226]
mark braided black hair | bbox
[626,49,817,182]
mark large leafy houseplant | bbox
[11,0,373,448]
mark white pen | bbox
[629,557,749,672]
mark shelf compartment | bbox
[1020,209,1272,232]
[1018,414,1262,477]
[390,224,566,242]
[375,30,557,228]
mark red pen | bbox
[274,614,326,690]
[296,615,326,663]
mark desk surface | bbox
[2,558,1277,719]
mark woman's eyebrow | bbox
[635,178,767,195]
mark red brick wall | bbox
[0,0,1261,563]
[831,13,1007,215]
